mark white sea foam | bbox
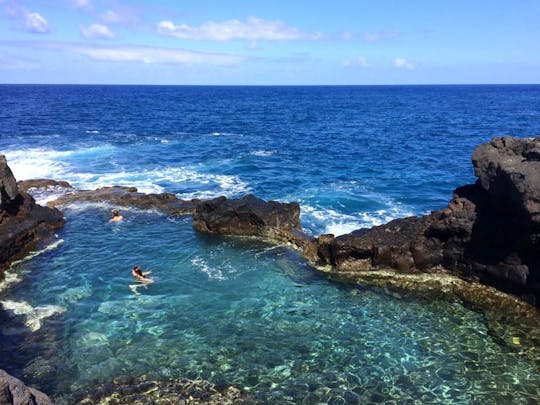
[26,184,73,205]
[1,300,65,331]
[85,130,100,134]
[0,238,64,292]
[191,257,226,281]
[250,150,275,157]
[4,145,115,182]
[4,147,249,199]
[9,238,64,268]
[301,203,415,236]
[4,148,72,181]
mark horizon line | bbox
[2,82,540,87]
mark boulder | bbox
[0,156,64,279]
[0,369,53,405]
[306,136,540,305]
[472,135,540,226]
[193,194,301,243]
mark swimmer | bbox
[110,209,123,223]
[131,265,154,283]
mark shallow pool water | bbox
[2,206,540,404]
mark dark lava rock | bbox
[0,369,53,405]
[49,185,200,216]
[193,194,302,244]
[17,179,73,194]
[0,155,64,279]
[306,136,540,305]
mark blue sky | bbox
[0,0,539,84]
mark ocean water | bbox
[1,85,540,403]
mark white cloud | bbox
[394,57,414,69]
[25,12,49,33]
[364,30,399,42]
[343,56,370,68]
[157,17,319,41]
[73,45,243,65]
[80,24,115,40]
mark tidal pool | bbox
[1,207,539,404]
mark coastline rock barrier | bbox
[303,136,540,305]
[11,136,540,306]
[0,156,64,280]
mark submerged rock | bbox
[74,375,256,404]
[0,155,64,278]
[0,369,53,405]
[305,136,540,305]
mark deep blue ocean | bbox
[1,85,540,403]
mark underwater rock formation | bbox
[48,185,200,216]
[0,155,64,279]
[305,136,540,305]
[74,375,255,404]
[193,194,301,244]
[0,369,53,405]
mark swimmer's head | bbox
[112,209,119,216]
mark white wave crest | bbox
[301,204,415,236]
[4,147,249,199]
[250,150,275,157]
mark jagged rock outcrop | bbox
[48,186,200,216]
[305,136,540,305]
[0,156,64,279]
[0,369,53,405]
[193,194,302,244]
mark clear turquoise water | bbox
[3,207,539,403]
[1,85,540,403]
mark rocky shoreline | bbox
[1,135,540,403]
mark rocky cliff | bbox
[0,155,65,279]
[304,136,540,305]
[0,156,63,404]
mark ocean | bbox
[1,84,539,403]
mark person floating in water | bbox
[110,209,123,222]
[131,265,154,283]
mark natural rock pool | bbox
[1,205,539,404]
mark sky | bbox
[0,0,539,85]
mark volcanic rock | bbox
[306,136,540,305]
[48,186,200,216]
[0,155,64,279]
[0,369,53,405]
[192,194,301,243]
